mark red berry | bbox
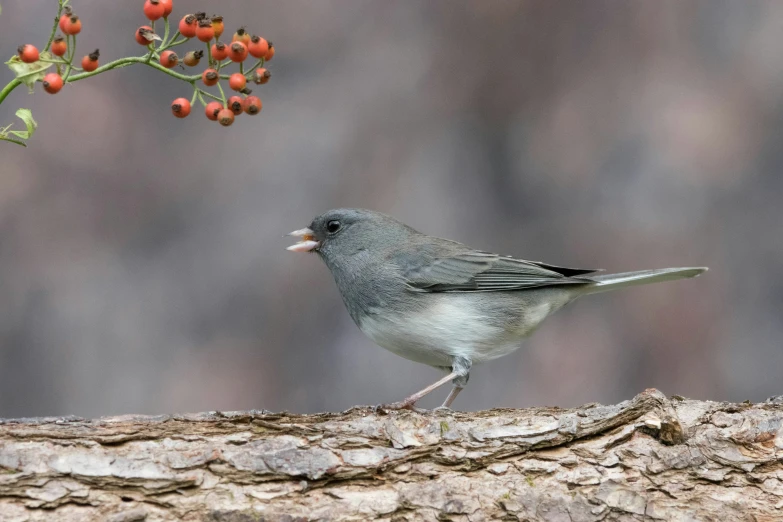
[227,96,244,115]
[201,69,219,87]
[51,36,67,57]
[253,68,270,85]
[212,16,224,38]
[17,44,39,63]
[248,36,269,59]
[264,43,275,61]
[159,0,173,18]
[81,49,100,72]
[217,108,235,126]
[211,42,228,61]
[58,7,72,32]
[143,0,165,21]
[205,101,222,121]
[42,73,63,94]
[228,73,246,91]
[228,41,248,62]
[171,98,191,118]
[196,20,215,42]
[182,50,203,67]
[179,15,197,38]
[61,15,82,36]
[135,26,155,45]
[159,50,178,68]
[232,28,251,46]
[242,95,262,115]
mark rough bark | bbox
[1,389,782,521]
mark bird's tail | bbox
[580,267,707,295]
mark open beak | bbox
[286,227,320,252]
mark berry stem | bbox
[160,17,170,48]
[197,88,222,102]
[159,31,182,51]
[44,0,68,52]
[62,34,77,81]
[164,37,188,48]
[215,80,227,106]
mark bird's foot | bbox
[431,406,454,413]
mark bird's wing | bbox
[401,250,599,293]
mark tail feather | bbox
[580,267,707,295]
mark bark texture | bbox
[1,389,782,521]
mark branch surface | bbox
[1,389,782,521]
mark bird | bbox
[286,208,707,410]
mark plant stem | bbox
[67,55,200,83]
[44,0,67,52]
[0,79,23,106]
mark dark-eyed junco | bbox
[287,208,707,410]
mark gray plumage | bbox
[289,208,707,408]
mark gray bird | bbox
[287,209,707,410]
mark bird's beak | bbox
[286,227,320,252]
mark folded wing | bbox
[402,250,599,293]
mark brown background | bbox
[0,1,780,417]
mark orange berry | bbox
[51,36,67,57]
[42,72,63,94]
[248,36,268,59]
[264,42,275,61]
[211,42,228,61]
[159,0,173,18]
[231,28,251,46]
[61,15,82,36]
[253,68,270,85]
[81,49,100,72]
[201,68,219,87]
[227,96,244,115]
[205,101,222,121]
[196,20,215,42]
[17,44,39,63]
[217,108,235,126]
[228,73,246,91]
[211,16,224,38]
[171,98,191,118]
[242,95,262,115]
[228,41,248,62]
[179,14,197,38]
[182,50,203,67]
[135,26,155,45]
[159,50,178,68]
[143,0,165,21]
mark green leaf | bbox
[6,52,54,92]
[0,108,37,147]
[7,109,37,139]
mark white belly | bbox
[358,293,557,367]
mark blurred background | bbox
[0,1,780,418]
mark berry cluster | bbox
[6,0,274,139]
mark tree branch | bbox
[1,389,781,521]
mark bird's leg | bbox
[440,386,463,408]
[380,356,472,411]
[378,372,459,411]
[437,356,471,410]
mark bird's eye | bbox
[326,220,341,234]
